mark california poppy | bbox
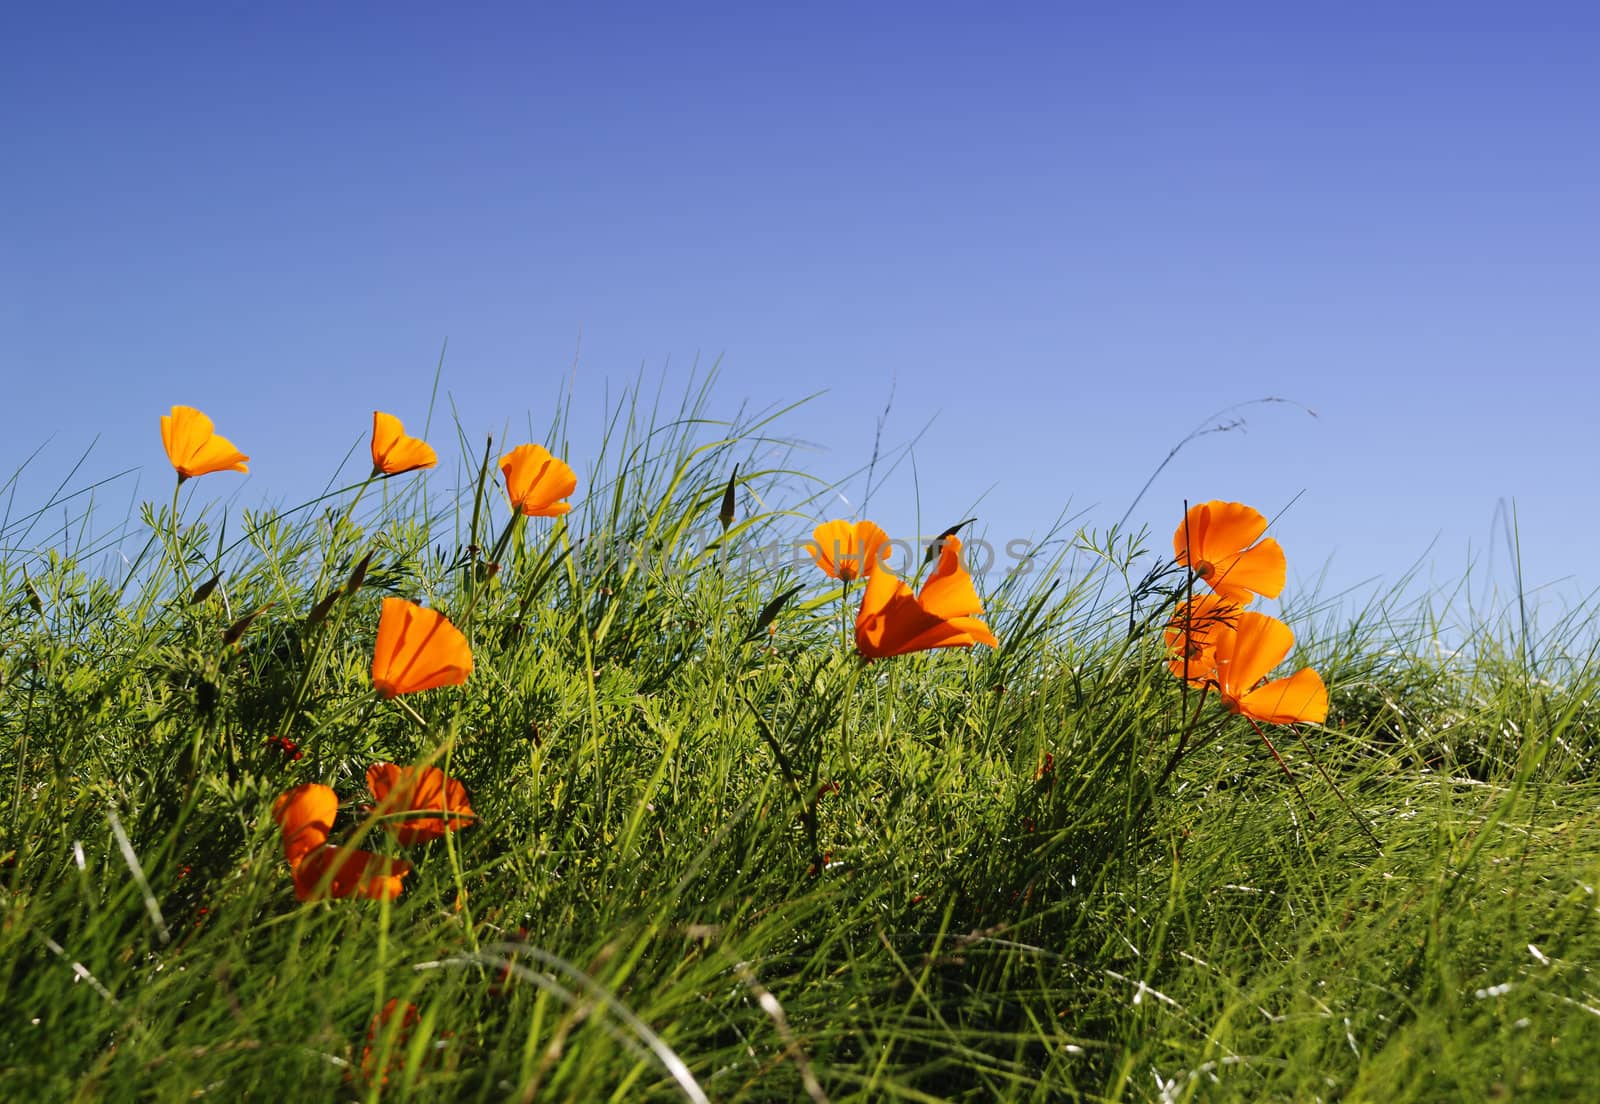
[371,598,473,698]
[362,999,423,1086]
[1210,610,1328,725]
[272,783,338,866]
[855,537,997,659]
[1163,594,1239,685]
[366,762,475,845]
[292,844,412,902]
[269,783,412,901]
[807,519,892,581]
[160,405,249,481]
[500,444,577,517]
[1173,501,1286,606]
[371,411,438,476]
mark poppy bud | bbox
[345,550,375,597]
[717,465,738,532]
[223,603,273,646]
[305,590,341,630]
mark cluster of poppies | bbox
[1164,500,1327,725]
[804,519,997,660]
[164,406,1324,909]
[153,405,1322,1086]
[270,597,479,901]
[161,406,535,900]
[270,763,475,900]
[160,404,577,513]
[802,502,1326,731]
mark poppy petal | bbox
[1213,611,1295,701]
[185,435,250,475]
[166,406,215,455]
[854,568,916,657]
[272,783,338,866]
[1237,668,1328,725]
[394,440,436,472]
[1204,539,1287,604]
[891,615,999,655]
[292,845,411,901]
[857,522,891,563]
[916,538,984,620]
[1165,595,1237,684]
[1176,501,1268,562]
[372,411,402,461]
[366,762,475,844]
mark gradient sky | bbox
[6,4,1598,621]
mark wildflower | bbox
[272,783,338,866]
[371,598,473,698]
[1173,501,1285,605]
[855,537,998,660]
[806,519,892,581]
[292,844,411,902]
[366,762,475,845]
[271,783,412,901]
[1164,594,1239,685]
[371,411,438,476]
[160,405,249,481]
[362,999,422,1086]
[500,444,577,517]
[1210,611,1328,725]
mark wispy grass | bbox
[2,378,1598,1101]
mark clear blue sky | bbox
[6,4,1598,618]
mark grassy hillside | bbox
[4,385,1598,1101]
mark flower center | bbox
[1194,559,1215,578]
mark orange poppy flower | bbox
[371,411,438,476]
[160,405,250,481]
[807,519,893,581]
[855,537,998,660]
[1173,501,1286,606]
[362,999,423,1086]
[1163,594,1239,685]
[500,444,577,517]
[366,762,475,845]
[272,783,338,866]
[371,598,473,698]
[1210,611,1328,725]
[269,783,412,901]
[292,844,412,902]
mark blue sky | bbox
[6,4,1599,620]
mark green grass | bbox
[4,380,1600,1101]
